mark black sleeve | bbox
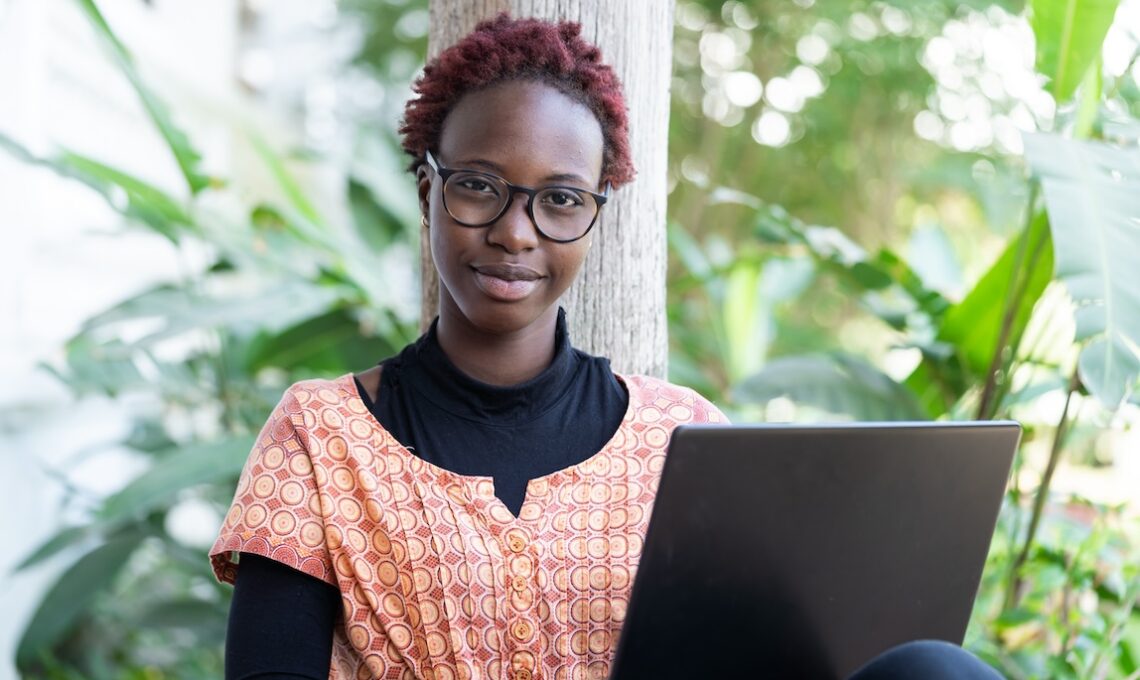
[226,552,341,680]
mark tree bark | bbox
[423,0,674,378]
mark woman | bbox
[211,15,1001,680]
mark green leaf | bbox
[732,353,928,421]
[667,221,715,283]
[97,436,255,525]
[908,153,1030,235]
[903,352,967,420]
[993,608,1040,631]
[0,134,193,242]
[1073,55,1103,139]
[251,135,325,227]
[0,131,36,163]
[1003,373,1069,407]
[57,151,195,240]
[12,526,93,572]
[942,213,1054,379]
[867,248,953,321]
[1120,613,1140,673]
[16,532,145,669]
[748,212,950,327]
[1029,0,1122,103]
[122,419,178,454]
[905,212,1054,417]
[1024,133,1140,408]
[49,336,147,397]
[348,177,411,251]
[245,307,396,374]
[722,257,816,382]
[74,0,211,194]
[81,280,345,348]
[136,598,228,643]
[849,260,894,289]
[723,259,765,382]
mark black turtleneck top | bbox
[355,308,628,515]
[226,309,629,679]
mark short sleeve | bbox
[620,374,731,427]
[665,381,730,425]
[210,386,336,586]
[689,388,730,424]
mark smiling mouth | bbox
[472,263,543,281]
[471,264,544,301]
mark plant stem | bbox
[976,186,1041,421]
[987,223,1051,417]
[1003,454,1025,589]
[1058,575,1074,657]
[1089,586,1140,680]
[1003,368,1081,610]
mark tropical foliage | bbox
[6,0,1139,677]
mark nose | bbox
[485,190,540,253]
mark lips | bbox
[472,263,542,281]
[471,263,544,301]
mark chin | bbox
[463,303,544,335]
[447,290,555,335]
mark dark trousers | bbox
[847,641,1003,680]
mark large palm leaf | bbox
[1023,133,1140,407]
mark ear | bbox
[416,163,432,224]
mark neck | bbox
[435,303,560,387]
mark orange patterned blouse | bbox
[211,372,726,680]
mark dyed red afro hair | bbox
[400,13,635,188]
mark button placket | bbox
[510,650,537,680]
[501,527,540,678]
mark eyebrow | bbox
[454,158,594,187]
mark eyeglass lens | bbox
[443,171,600,241]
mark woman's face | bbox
[419,79,606,336]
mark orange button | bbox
[511,620,534,641]
[514,670,532,680]
[508,535,527,553]
[512,575,528,591]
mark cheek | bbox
[553,242,591,285]
[428,195,461,270]
[429,225,462,279]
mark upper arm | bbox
[226,552,340,680]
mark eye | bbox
[542,189,587,208]
[456,177,498,194]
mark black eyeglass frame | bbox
[425,150,610,244]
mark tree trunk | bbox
[423,0,674,378]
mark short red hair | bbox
[400,14,635,188]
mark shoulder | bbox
[281,375,357,407]
[256,375,384,460]
[264,375,362,433]
[618,374,729,424]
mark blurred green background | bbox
[2,0,1139,677]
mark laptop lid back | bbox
[610,422,1020,680]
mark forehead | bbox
[438,80,605,182]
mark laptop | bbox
[609,421,1021,680]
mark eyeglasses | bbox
[425,151,609,244]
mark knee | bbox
[847,640,1003,680]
